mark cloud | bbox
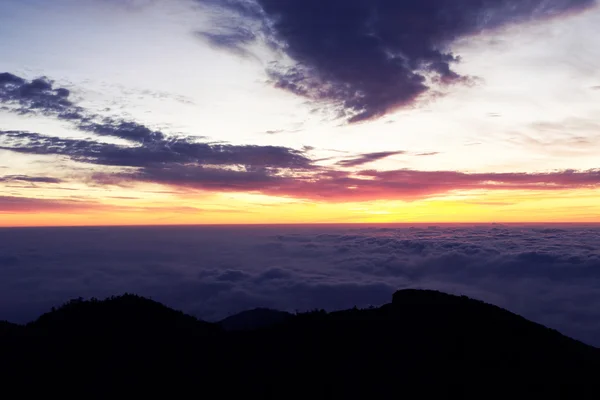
[3,73,600,203]
[3,129,600,201]
[217,270,252,282]
[102,0,161,11]
[198,0,595,122]
[143,167,600,202]
[336,151,405,167]
[1,225,600,346]
[0,129,312,170]
[0,73,74,115]
[106,165,600,203]
[531,118,600,134]
[0,73,164,143]
[0,195,257,214]
[510,118,600,156]
[197,29,258,58]
[0,72,315,191]
[0,175,63,184]
[0,196,95,213]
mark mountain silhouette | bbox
[24,294,220,337]
[219,308,293,331]
[0,320,21,336]
[1,289,598,398]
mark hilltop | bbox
[1,289,598,398]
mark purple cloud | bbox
[0,175,63,184]
[3,72,600,204]
[0,73,164,143]
[336,151,406,167]
[0,129,312,171]
[0,196,94,213]
[4,129,600,202]
[198,0,595,122]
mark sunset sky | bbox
[1,0,600,226]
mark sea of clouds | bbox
[1,224,599,345]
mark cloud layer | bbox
[3,73,600,204]
[336,151,406,167]
[0,130,311,170]
[1,224,599,346]
[3,127,600,201]
[199,0,595,122]
[0,175,62,184]
[0,73,315,197]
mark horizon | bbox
[1,0,600,226]
[4,221,600,229]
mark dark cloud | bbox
[1,225,599,345]
[3,129,600,201]
[217,270,252,282]
[197,29,258,57]
[183,167,600,202]
[0,73,314,183]
[79,119,165,143]
[336,151,405,167]
[0,175,63,184]
[0,73,74,115]
[416,152,441,157]
[123,164,279,191]
[256,267,293,282]
[199,0,594,122]
[0,73,164,143]
[0,130,312,171]
[2,72,599,203]
[111,165,600,202]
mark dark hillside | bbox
[1,290,598,398]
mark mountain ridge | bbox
[1,289,598,398]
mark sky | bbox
[1,0,600,226]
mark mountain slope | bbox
[219,308,292,331]
[25,293,220,337]
[1,290,598,398]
